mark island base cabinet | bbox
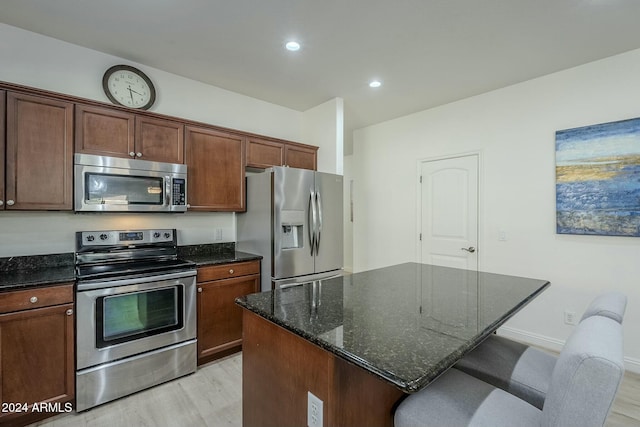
[0,302,74,427]
[242,310,405,427]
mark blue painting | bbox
[556,117,640,237]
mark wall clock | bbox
[102,65,156,110]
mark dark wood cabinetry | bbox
[0,81,320,212]
[246,137,318,170]
[0,283,75,427]
[4,92,73,210]
[285,143,318,170]
[1,91,5,210]
[196,261,260,365]
[75,104,184,164]
[185,126,246,212]
[135,116,184,164]
[246,137,284,168]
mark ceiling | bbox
[3,0,640,153]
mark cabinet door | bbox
[0,303,74,425]
[135,116,185,163]
[285,143,318,170]
[75,104,135,158]
[197,273,259,364]
[6,92,74,210]
[246,137,284,168]
[185,126,246,211]
[0,90,5,210]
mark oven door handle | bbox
[77,269,196,291]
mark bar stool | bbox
[395,315,624,427]
[454,291,626,409]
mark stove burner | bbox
[75,228,194,281]
[76,258,195,281]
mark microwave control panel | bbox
[171,178,186,206]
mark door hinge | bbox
[419,233,422,241]
[419,175,422,184]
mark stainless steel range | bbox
[75,229,197,412]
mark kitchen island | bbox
[236,262,550,427]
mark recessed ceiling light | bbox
[369,80,382,88]
[285,41,301,51]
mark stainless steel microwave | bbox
[74,153,187,213]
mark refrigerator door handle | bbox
[315,191,323,254]
[309,190,317,256]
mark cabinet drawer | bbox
[197,261,260,282]
[0,283,74,314]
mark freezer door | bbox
[273,167,315,279]
[314,172,344,274]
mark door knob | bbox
[129,152,136,157]
[6,200,15,206]
[136,152,142,157]
[461,246,476,253]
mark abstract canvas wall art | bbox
[556,117,640,237]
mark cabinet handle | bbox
[7,200,15,206]
[229,269,234,274]
[0,200,3,206]
[129,152,136,157]
[136,152,142,158]
[30,296,38,303]
[66,309,74,316]
[197,287,202,293]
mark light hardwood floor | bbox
[32,352,640,426]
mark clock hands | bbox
[126,85,144,104]
[127,86,143,96]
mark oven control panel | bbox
[79,229,175,247]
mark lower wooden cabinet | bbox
[0,283,74,427]
[196,261,260,365]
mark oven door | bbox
[76,270,196,370]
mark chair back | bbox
[542,315,624,427]
[580,291,627,324]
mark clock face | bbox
[102,65,156,109]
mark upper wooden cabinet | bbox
[246,137,317,170]
[75,104,184,164]
[285,143,317,170]
[4,92,73,211]
[246,137,284,168]
[185,126,246,212]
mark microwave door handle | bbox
[165,176,172,207]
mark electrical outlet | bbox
[214,228,223,241]
[564,310,577,325]
[307,391,323,427]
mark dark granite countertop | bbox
[237,262,550,393]
[0,253,76,292]
[0,243,262,292]
[178,243,262,266]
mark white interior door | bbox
[420,154,478,270]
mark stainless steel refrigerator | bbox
[237,167,343,291]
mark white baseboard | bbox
[498,326,640,375]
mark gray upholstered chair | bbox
[454,291,627,409]
[394,315,625,427]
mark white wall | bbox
[353,48,640,372]
[0,24,306,256]
[302,97,344,174]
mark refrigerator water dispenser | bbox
[281,210,304,249]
